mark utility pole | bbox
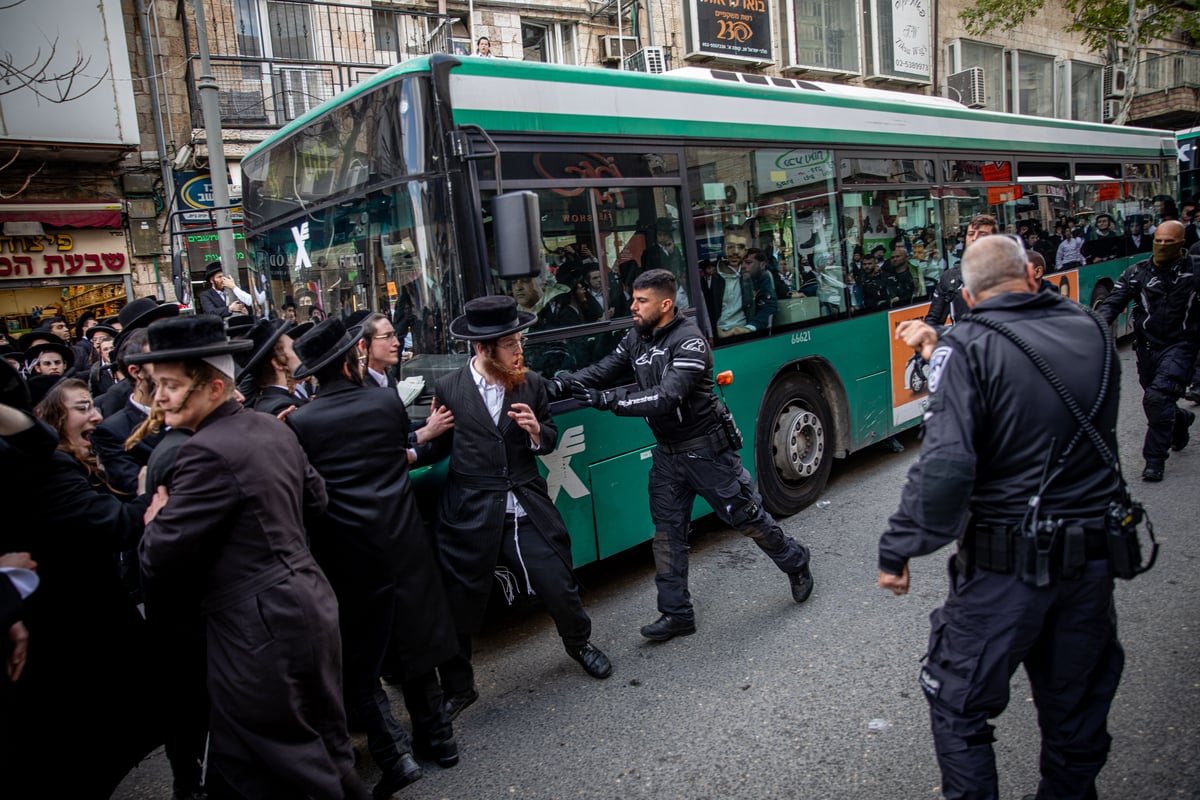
[189,0,240,282]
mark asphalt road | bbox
[115,340,1200,800]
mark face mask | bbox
[1152,241,1184,265]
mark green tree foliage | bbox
[959,0,1199,123]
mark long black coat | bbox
[140,401,358,798]
[4,449,159,797]
[198,286,231,318]
[287,378,456,678]
[247,385,307,417]
[423,365,573,634]
[92,397,164,494]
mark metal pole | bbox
[189,0,239,283]
[136,0,170,300]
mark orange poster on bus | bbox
[889,303,933,427]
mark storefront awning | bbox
[0,202,123,229]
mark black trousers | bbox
[440,514,591,695]
[1135,339,1196,463]
[648,446,809,622]
[922,556,1123,800]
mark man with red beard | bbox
[421,295,612,720]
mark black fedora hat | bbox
[292,318,363,380]
[238,318,290,377]
[118,296,178,332]
[449,295,536,342]
[125,315,253,366]
[114,297,179,352]
[225,314,255,339]
[204,261,225,281]
[0,357,31,412]
[288,320,314,341]
[16,329,59,352]
[27,374,64,408]
[85,324,118,341]
[24,341,75,371]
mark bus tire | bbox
[756,376,833,517]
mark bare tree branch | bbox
[0,153,47,200]
[0,24,109,103]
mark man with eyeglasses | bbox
[360,312,401,388]
[420,295,613,722]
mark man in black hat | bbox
[421,295,613,720]
[240,318,309,416]
[99,299,179,417]
[286,318,460,792]
[198,262,248,318]
[91,328,162,495]
[24,341,73,378]
[133,315,368,800]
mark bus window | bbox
[845,189,942,307]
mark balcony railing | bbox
[1138,52,1200,92]
[188,0,458,128]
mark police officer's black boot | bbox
[1142,460,1164,482]
[640,614,697,641]
[1172,408,1195,451]
[788,565,814,603]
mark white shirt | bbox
[367,366,389,388]
[469,357,525,516]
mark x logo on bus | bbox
[292,222,312,270]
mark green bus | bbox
[241,55,1175,568]
[1179,125,1200,203]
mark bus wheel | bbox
[756,376,833,517]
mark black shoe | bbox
[640,614,697,641]
[1172,409,1195,451]
[373,753,422,798]
[413,737,460,769]
[443,688,479,721]
[567,641,613,679]
[1185,385,1200,404]
[1142,462,1164,482]
[789,566,814,603]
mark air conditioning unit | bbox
[1103,99,1122,122]
[601,35,638,62]
[946,67,986,108]
[624,47,666,74]
[1102,64,1128,98]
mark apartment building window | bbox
[1008,50,1054,118]
[785,0,860,74]
[267,0,314,60]
[1055,60,1101,122]
[945,40,1003,112]
[374,9,398,56]
[521,21,576,65]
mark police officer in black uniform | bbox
[1097,219,1198,482]
[924,214,998,329]
[879,235,1125,800]
[551,269,813,642]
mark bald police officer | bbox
[880,235,1126,800]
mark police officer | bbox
[924,214,998,329]
[1097,219,1198,481]
[878,235,1125,800]
[551,269,813,642]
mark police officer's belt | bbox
[656,426,728,455]
[968,521,1107,575]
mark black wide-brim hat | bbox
[85,324,118,341]
[125,315,253,366]
[16,330,61,352]
[27,374,64,408]
[449,295,536,342]
[238,318,290,376]
[0,357,31,412]
[225,314,256,339]
[204,261,224,281]
[292,318,363,380]
[289,321,314,341]
[24,341,75,370]
[114,297,179,352]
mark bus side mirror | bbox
[493,191,541,279]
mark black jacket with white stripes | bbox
[564,313,720,443]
